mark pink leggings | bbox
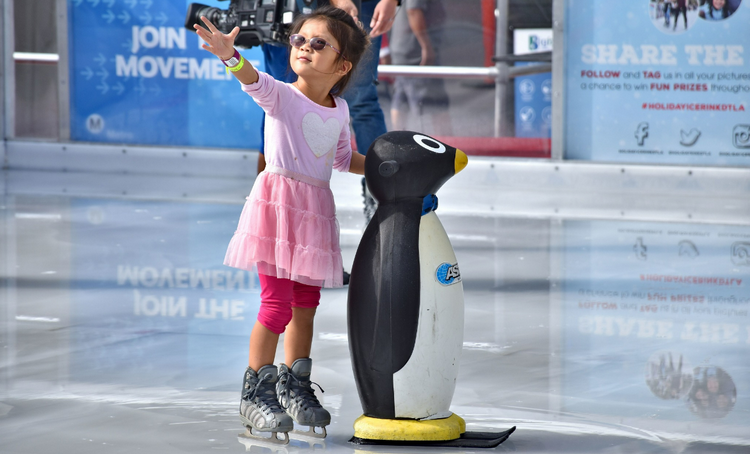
[258,274,321,334]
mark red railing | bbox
[352,136,550,158]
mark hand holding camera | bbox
[185,0,318,49]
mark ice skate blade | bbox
[237,434,290,453]
[349,426,516,448]
[291,425,327,439]
[239,427,290,446]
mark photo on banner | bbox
[565,0,749,165]
[647,0,700,34]
[68,0,266,149]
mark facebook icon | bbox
[635,122,649,146]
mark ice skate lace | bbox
[243,372,284,414]
[279,372,325,411]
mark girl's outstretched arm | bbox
[194,17,259,85]
[349,152,365,175]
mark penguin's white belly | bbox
[392,211,464,419]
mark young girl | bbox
[194,6,369,442]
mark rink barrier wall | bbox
[3,140,750,227]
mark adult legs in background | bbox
[390,77,409,130]
[341,2,387,225]
[392,77,453,137]
[342,1,388,156]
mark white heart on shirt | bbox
[302,112,341,158]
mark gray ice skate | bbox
[277,358,331,439]
[239,365,294,445]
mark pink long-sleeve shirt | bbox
[242,71,353,181]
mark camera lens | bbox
[185,3,225,31]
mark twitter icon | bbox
[680,128,701,147]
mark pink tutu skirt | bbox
[224,167,343,288]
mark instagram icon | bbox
[733,125,750,149]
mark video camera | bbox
[185,0,318,49]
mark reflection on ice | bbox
[1,189,749,453]
[236,430,327,453]
[645,351,693,400]
[687,366,737,419]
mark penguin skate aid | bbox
[347,132,515,448]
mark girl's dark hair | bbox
[288,5,371,96]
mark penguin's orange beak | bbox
[454,149,468,174]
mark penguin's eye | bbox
[413,134,446,154]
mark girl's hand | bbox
[193,16,239,60]
[194,15,258,85]
[349,151,365,175]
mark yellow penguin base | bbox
[352,413,466,442]
[350,414,515,448]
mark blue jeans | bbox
[341,1,387,156]
[262,44,295,83]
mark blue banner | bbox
[69,0,266,149]
[514,63,552,138]
[564,0,750,165]
[513,29,553,138]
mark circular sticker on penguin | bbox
[436,262,461,286]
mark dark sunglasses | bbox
[289,34,344,58]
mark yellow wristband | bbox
[228,55,245,73]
